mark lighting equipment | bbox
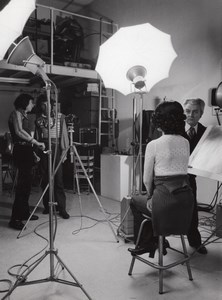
[126,65,147,90]
[0,0,36,60]
[96,23,176,96]
[96,23,177,193]
[2,36,92,300]
[126,65,147,193]
[215,81,222,108]
[7,36,49,81]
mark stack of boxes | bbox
[119,196,134,240]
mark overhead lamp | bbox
[7,36,49,82]
[126,65,147,90]
[215,81,222,108]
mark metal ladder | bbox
[98,18,118,149]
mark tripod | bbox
[17,123,118,242]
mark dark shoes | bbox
[9,220,26,230]
[43,207,69,219]
[9,214,39,230]
[59,210,70,219]
[193,245,208,255]
[43,207,59,215]
[42,208,49,214]
[128,243,158,258]
[128,247,155,257]
[23,214,39,221]
[128,239,170,259]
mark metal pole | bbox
[139,93,143,194]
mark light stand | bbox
[3,36,93,300]
[127,65,147,194]
[117,66,147,237]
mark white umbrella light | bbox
[95,23,177,95]
[0,0,36,60]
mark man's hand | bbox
[36,141,45,151]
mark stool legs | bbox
[180,235,193,281]
[128,233,193,294]
[158,236,164,294]
[128,218,149,275]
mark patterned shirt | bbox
[143,134,190,196]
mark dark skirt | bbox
[152,175,194,236]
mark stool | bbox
[128,216,193,294]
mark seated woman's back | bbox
[152,134,189,176]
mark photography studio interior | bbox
[1,0,222,299]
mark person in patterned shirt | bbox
[35,94,70,219]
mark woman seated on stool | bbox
[129,100,194,257]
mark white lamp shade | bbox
[0,0,36,60]
[7,36,49,82]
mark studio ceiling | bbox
[36,0,95,12]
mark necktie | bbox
[188,127,196,139]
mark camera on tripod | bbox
[65,113,79,130]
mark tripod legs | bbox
[19,145,118,242]
[72,145,119,243]
[1,249,93,300]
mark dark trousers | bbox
[187,175,201,247]
[130,196,156,247]
[40,143,66,212]
[11,144,34,221]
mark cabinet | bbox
[72,94,99,129]
[100,154,133,201]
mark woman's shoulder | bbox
[157,134,189,145]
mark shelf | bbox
[0,60,99,88]
[0,4,117,88]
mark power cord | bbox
[198,181,222,212]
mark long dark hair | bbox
[152,100,186,135]
[14,94,33,110]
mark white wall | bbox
[87,0,222,203]
[0,89,19,135]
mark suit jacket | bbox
[184,122,206,154]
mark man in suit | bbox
[183,98,207,254]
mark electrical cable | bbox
[0,218,51,294]
[198,181,222,212]
[0,279,12,294]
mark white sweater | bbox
[143,134,190,196]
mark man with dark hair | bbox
[35,94,70,219]
[8,93,45,230]
[183,98,207,254]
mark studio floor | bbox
[0,186,222,300]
